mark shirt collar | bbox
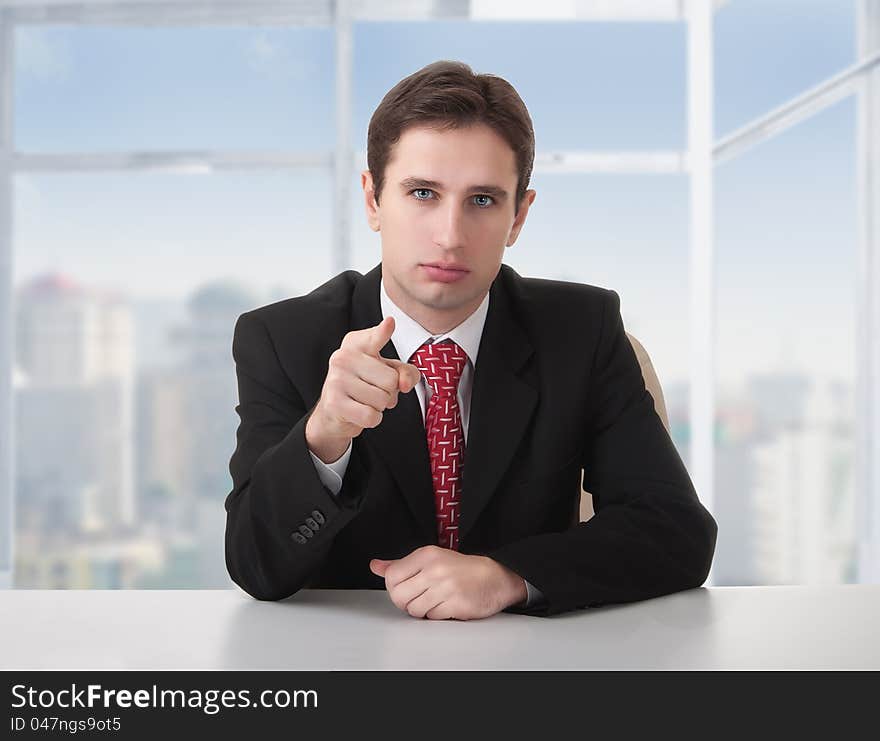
[380,275,490,367]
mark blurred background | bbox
[1,0,878,590]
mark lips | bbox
[422,263,469,272]
[420,264,470,283]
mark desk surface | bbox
[1,586,878,670]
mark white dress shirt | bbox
[307,276,543,607]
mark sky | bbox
[11,0,861,390]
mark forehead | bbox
[385,123,518,185]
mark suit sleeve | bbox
[225,312,371,600]
[487,289,717,617]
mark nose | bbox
[433,200,466,250]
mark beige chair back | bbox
[578,332,670,521]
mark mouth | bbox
[421,262,469,273]
[419,263,470,283]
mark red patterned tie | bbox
[409,340,468,551]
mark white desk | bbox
[1,586,878,670]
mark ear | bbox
[506,189,537,247]
[362,170,381,232]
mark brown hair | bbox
[367,60,535,210]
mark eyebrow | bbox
[398,177,509,201]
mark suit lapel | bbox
[351,264,437,543]
[349,263,538,547]
[458,267,537,543]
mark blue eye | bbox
[412,189,434,200]
[473,195,494,208]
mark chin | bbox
[424,284,486,311]
[414,289,457,309]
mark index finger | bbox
[381,359,423,392]
[383,550,425,590]
[343,315,395,357]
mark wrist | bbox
[306,409,351,464]
[485,557,528,609]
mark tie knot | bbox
[409,340,468,397]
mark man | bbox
[225,60,717,619]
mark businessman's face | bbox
[361,123,536,334]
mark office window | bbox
[3,0,876,591]
[13,172,332,588]
[713,98,858,585]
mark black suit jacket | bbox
[225,262,717,616]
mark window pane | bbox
[714,98,857,585]
[13,172,333,588]
[16,26,335,151]
[715,0,855,136]
[353,21,686,151]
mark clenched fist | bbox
[369,546,529,620]
[306,316,423,463]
